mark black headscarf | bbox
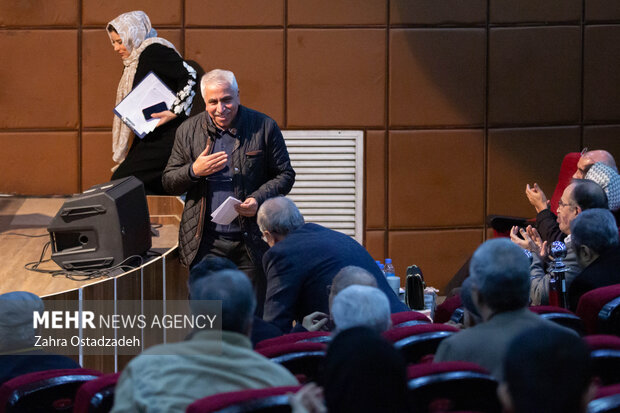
[321,327,408,413]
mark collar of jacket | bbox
[201,106,243,138]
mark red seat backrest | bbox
[0,368,102,413]
[391,310,431,327]
[549,152,581,213]
[254,331,330,350]
[434,295,463,324]
[73,372,120,413]
[186,386,302,413]
[576,284,620,334]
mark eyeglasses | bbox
[558,199,575,208]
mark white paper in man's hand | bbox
[211,196,242,225]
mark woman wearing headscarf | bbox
[107,11,196,194]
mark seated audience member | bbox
[189,256,283,346]
[331,285,392,334]
[111,270,297,413]
[499,326,595,413]
[434,239,571,379]
[291,327,408,413]
[568,208,620,311]
[0,291,80,384]
[512,180,608,305]
[446,277,482,329]
[296,265,378,333]
[257,196,407,333]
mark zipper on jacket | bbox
[194,134,214,241]
[194,196,205,240]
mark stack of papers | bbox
[114,71,177,138]
[211,196,242,225]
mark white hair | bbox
[200,69,238,97]
[257,196,304,235]
[332,285,391,334]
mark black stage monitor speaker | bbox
[47,176,152,270]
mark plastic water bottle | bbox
[384,258,400,296]
[384,258,395,277]
[375,260,382,270]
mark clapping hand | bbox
[510,225,548,258]
[525,183,550,213]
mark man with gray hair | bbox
[112,270,297,413]
[568,208,620,311]
[0,291,79,384]
[434,239,569,379]
[297,265,378,332]
[257,196,408,333]
[163,69,295,315]
[331,285,392,334]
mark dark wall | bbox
[2,0,620,291]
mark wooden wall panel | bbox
[0,132,78,195]
[389,29,486,127]
[287,29,385,128]
[390,0,486,25]
[185,29,284,125]
[288,0,386,26]
[0,31,78,129]
[186,0,284,26]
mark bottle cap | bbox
[385,258,392,264]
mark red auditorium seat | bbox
[383,324,459,363]
[434,295,463,324]
[407,361,501,413]
[186,385,301,413]
[390,310,432,328]
[73,372,120,413]
[584,335,620,386]
[0,368,102,413]
[588,383,620,413]
[576,284,620,335]
[256,342,326,383]
[529,305,585,335]
[254,331,330,350]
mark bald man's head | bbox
[574,150,617,179]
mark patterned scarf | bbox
[108,11,179,166]
[585,162,620,211]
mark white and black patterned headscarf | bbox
[585,162,620,211]
[107,11,179,166]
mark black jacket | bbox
[162,107,295,266]
[263,223,409,333]
[568,244,620,311]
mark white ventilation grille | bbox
[282,130,364,243]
